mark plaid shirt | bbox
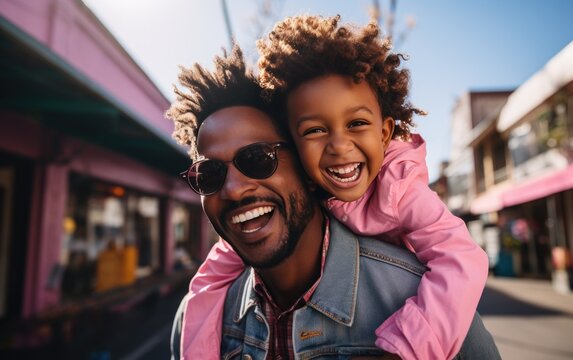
[253,218,330,360]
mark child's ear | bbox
[382,116,395,145]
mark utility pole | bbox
[388,0,396,40]
[370,0,396,40]
[221,0,234,48]
[369,0,414,49]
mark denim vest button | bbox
[243,355,253,360]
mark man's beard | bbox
[245,189,314,269]
[215,187,315,270]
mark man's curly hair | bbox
[257,14,425,138]
[166,46,276,160]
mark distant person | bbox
[173,243,194,271]
[167,42,499,359]
[175,14,490,359]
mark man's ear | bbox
[382,116,395,146]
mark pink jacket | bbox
[179,134,488,360]
[326,134,489,359]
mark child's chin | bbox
[332,189,363,202]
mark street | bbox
[478,277,573,360]
[1,282,188,360]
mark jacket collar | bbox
[306,219,359,327]
[233,218,359,327]
[233,267,258,323]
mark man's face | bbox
[197,106,314,268]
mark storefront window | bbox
[61,173,161,300]
[171,202,202,271]
[508,100,570,167]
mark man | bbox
[168,47,500,359]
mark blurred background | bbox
[0,0,572,359]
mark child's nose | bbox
[327,133,354,155]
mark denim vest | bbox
[218,218,500,359]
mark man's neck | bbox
[257,207,325,310]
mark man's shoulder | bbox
[329,218,427,276]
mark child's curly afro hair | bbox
[257,14,425,138]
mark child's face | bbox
[287,75,394,202]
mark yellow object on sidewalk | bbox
[95,246,121,292]
[119,245,138,286]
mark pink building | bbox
[0,0,211,340]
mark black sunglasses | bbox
[180,142,288,195]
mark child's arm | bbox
[374,179,489,360]
[180,237,245,360]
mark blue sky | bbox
[83,0,573,181]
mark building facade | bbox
[446,42,573,293]
[0,0,211,342]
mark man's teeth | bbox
[231,206,274,224]
[327,163,360,174]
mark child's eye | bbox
[302,128,326,136]
[348,119,369,128]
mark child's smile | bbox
[325,162,362,185]
[287,75,395,202]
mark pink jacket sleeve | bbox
[180,237,244,360]
[374,178,489,360]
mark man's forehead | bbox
[197,106,283,155]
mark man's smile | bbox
[222,199,281,242]
[230,205,275,233]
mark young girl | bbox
[180,15,488,360]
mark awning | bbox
[0,16,189,174]
[501,164,573,207]
[497,41,573,133]
[471,164,573,214]
[470,183,512,214]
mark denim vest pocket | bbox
[221,345,242,360]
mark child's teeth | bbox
[328,163,359,174]
[333,171,359,182]
[329,166,361,182]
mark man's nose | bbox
[219,165,257,200]
[327,132,354,155]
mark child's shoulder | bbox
[381,134,427,180]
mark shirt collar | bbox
[233,217,360,327]
[252,217,330,310]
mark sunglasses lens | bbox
[188,160,226,195]
[235,144,277,179]
[182,143,284,195]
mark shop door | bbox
[0,167,13,318]
[0,153,31,320]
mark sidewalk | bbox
[485,276,573,315]
[480,276,573,360]
[0,269,195,359]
